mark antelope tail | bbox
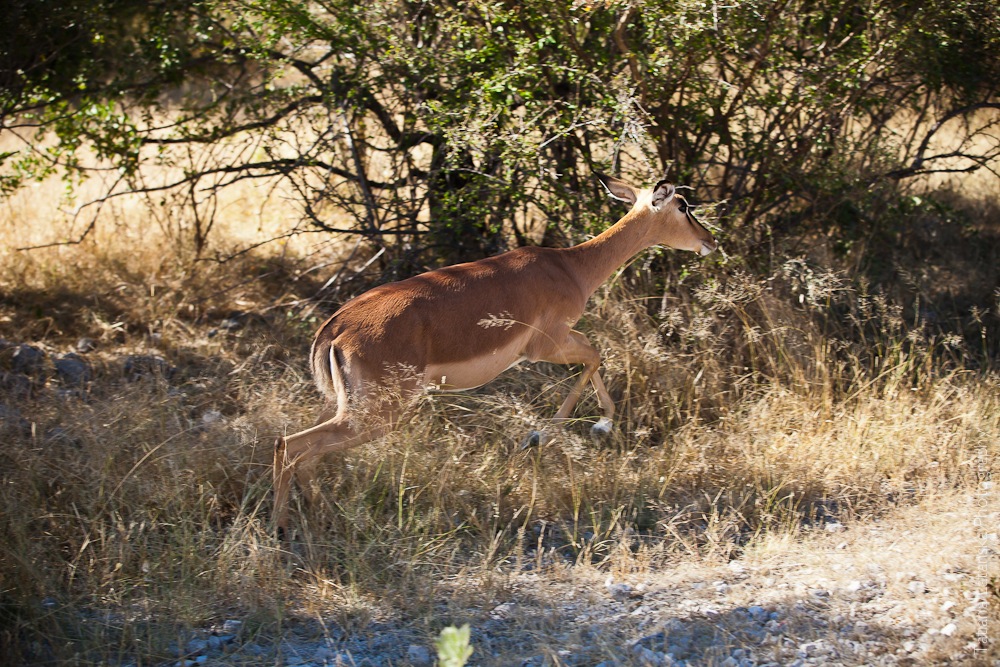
[310,339,350,420]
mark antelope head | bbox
[597,173,718,256]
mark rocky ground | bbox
[168,491,997,667]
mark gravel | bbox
[153,500,996,666]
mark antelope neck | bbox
[562,208,658,297]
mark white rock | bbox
[221,619,242,634]
[201,410,224,425]
[491,601,516,619]
[606,578,635,602]
[907,580,927,594]
[940,623,958,637]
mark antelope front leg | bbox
[587,370,615,438]
[520,330,616,449]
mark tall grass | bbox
[0,174,997,663]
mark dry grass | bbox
[0,169,997,664]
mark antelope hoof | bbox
[591,417,614,439]
[520,430,544,450]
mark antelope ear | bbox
[650,180,676,210]
[596,172,638,205]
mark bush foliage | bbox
[2,0,998,264]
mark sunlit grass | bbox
[0,169,997,663]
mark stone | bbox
[0,372,33,397]
[219,316,244,331]
[0,403,31,434]
[312,646,337,663]
[55,353,92,387]
[201,410,224,425]
[606,578,635,602]
[45,427,76,445]
[11,344,47,375]
[123,354,173,380]
[221,619,243,634]
[185,638,209,654]
[631,643,666,665]
[406,644,433,666]
[491,601,516,619]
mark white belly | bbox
[423,337,528,391]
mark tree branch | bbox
[884,102,1000,181]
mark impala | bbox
[273,173,718,534]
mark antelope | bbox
[273,173,718,535]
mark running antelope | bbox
[273,173,718,534]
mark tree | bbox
[2,0,998,265]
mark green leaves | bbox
[3,0,997,262]
[435,624,473,667]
